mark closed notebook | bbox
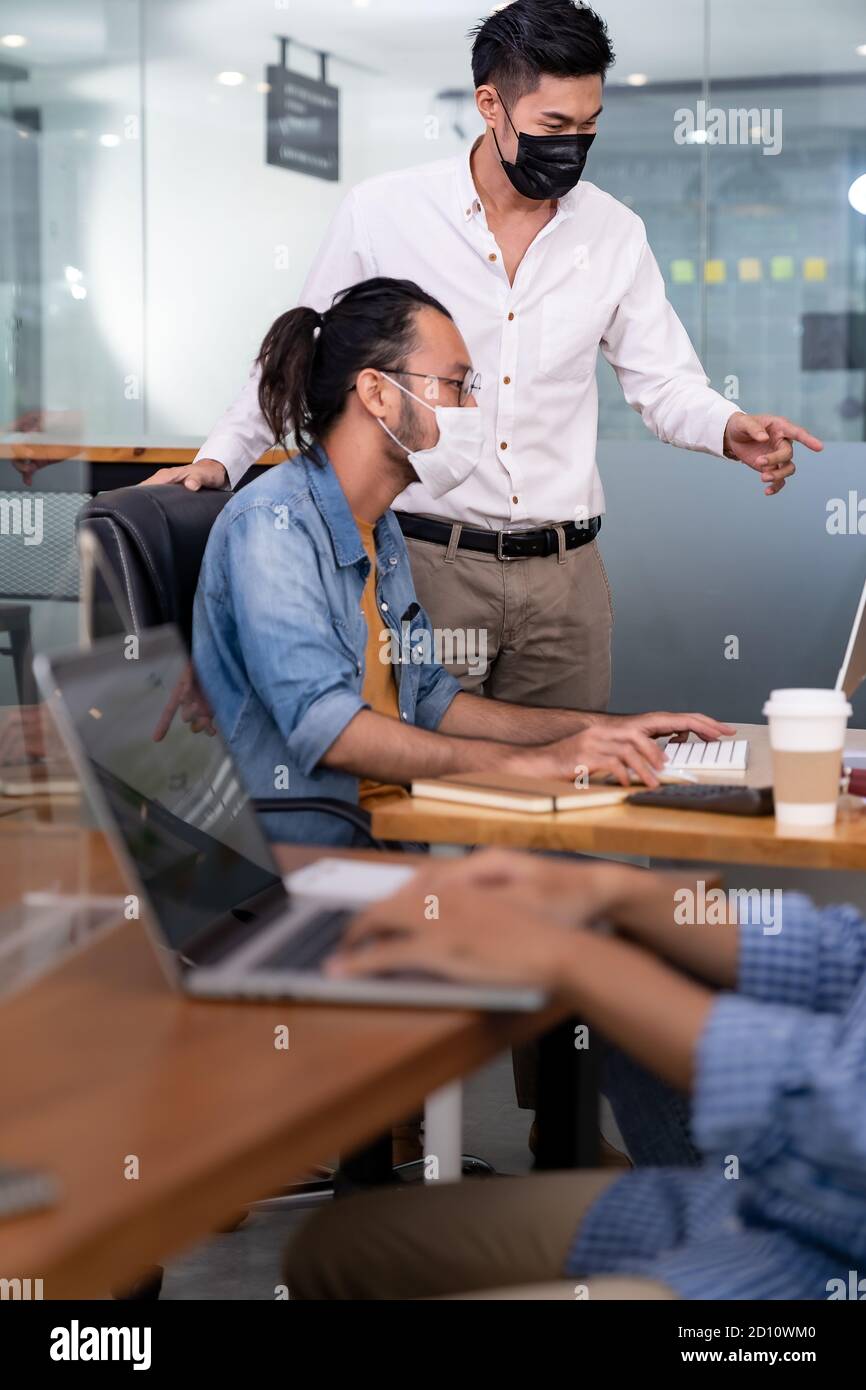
[410,772,630,814]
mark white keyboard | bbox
[663,738,749,778]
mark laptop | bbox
[32,626,544,1012]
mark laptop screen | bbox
[39,626,289,963]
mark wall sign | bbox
[265,64,339,182]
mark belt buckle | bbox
[496,530,515,561]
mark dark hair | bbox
[257,276,452,453]
[470,0,615,105]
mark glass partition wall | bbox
[0,0,865,726]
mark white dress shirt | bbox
[197,146,739,529]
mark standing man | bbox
[145,0,822,714]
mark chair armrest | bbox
[251,797,386,851]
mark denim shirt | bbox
[192,446,461,844]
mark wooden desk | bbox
[372,723,866,871]
[0,825,562,1299]
[0,443,292,493]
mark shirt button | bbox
[503,375,511,385]
[500,441,508,451]
[512,495,519,504]
[507,311,515,321]
[488,253,497,262]
[380,602,389,612]
[389,556,398,566]
[401,712,409,721]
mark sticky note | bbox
[803,257,827,282]
[704,259,726,284]
[671,259,695,284]
[738,258,762,282]
[770,255,794,280]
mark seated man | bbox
[284,849,866,1300]
[193,275,730,843]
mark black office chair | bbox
[78,484,384,850]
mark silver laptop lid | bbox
[33,626,290,972]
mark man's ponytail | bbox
[257,305,322,453]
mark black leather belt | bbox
[396,512,601,560]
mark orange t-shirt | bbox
[355,517,410,810]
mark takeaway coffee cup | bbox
[762,688,852,828]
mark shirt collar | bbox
[456,140,577,224]
[457,142,483,222]
[303,445,404,572]
[303,445,367,569]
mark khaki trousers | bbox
[284,1171,676,1301]
[403,529,613,711]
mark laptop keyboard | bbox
[257,907,353,973]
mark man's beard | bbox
[393,391,429,488]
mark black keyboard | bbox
[627,785,774,816]
[258,907,353,972]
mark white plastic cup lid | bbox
[763,687,852,718]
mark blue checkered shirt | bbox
[566,892,866,1299]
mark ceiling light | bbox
[626,73,649,87]
[64,266,83,283]
[99,133,120,147]
[856,44,866,56]
[256,81,271,94]
[848,173,866,216]
[70,285,88,301]
[0,34,28,48]
[216,71,245,87]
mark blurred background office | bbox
[1,0,866,718]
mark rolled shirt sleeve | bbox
[601,230,741,457]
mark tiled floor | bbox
[160,1050,534,1301]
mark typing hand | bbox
[326,883,574,993]
[598,711,736,743]
[532,722,667,788]
[723,411,823,495]
[404,848,648,930]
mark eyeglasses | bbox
[378,367,482,407]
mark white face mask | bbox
[376,373,484,499]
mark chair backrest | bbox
[78,485,230,646]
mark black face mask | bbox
[492,91,595,201]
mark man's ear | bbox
[475,85,498,128]
[354,367,389,420]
